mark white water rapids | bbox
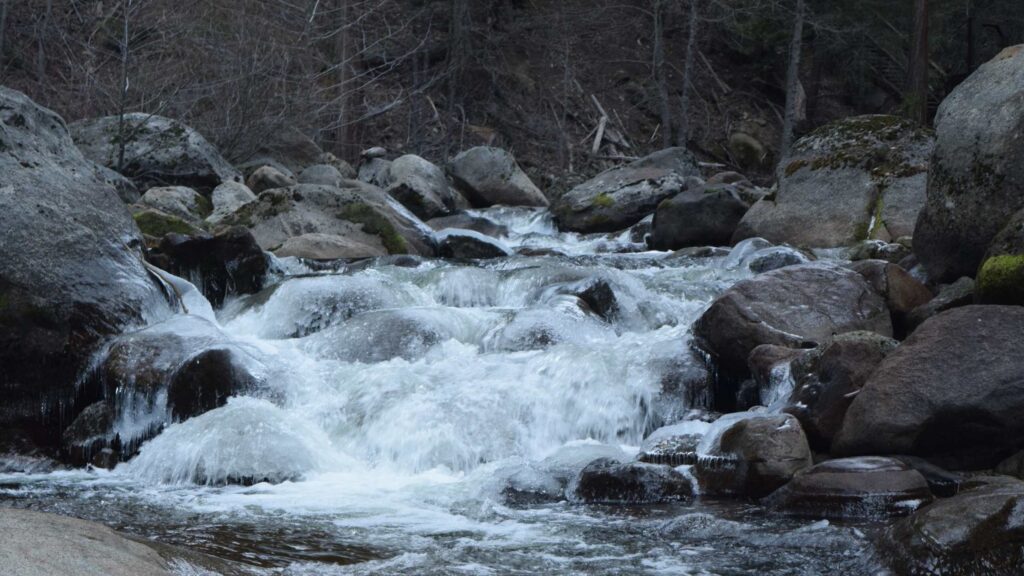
[0,208,882,574]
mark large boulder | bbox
[297,164,345,187]
[71,113,241,192]
[649,184,750,250]
[245,165,296,194]
[448,147,548,208]
[692,264,892,411]
[387,154,467,220]
[693,411,813,498]
[437,229,511,259]
[145,227,268,307]
[879,476,1024,575]
[206,181,256,225]
[553,148,700,233]
[846,260,934,338]
[573,458,693,504]
[765,457,933,519]
[734,115,933,248]
[780,332,899,451]
[834,306,1024,469]
[274,233,386,260]
[915,46,1024,282]
[0,87,170,448]
[216,182,436,257]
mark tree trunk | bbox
[907,0,929,125]
[116,0,132,173]
[0,0,9,65]
[780,0,805,165]
[677,0,700,146]
[36,0,54,82]
[446,0,468,156]
[333,0,350,156]
[653,0,672,148]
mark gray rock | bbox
[765,457,933,519]
[976,206,1024,305]
[245,165,296,194]
[275,232,387,260]
[0,87,170,450]
[449,147,548,208]
[139,186,209,222]
[437,229,512,259]
[317,152,357,179]
[218,182,436,257]
[207,181,256,225]
[846,260,934,338]
[905,276,975,333]
[573,458,693,504]
[849,239,912,263]
[734,115,933,248]
[649,184,750,250]
[242,127,324,175]
[92,163,140,203]
[427,213,509,238]
[358,157,393,188]
[298,163,345,187]
[915,46,1024,282]
[387,154,467,219]
[71,113,241,192]
[745,245,813,273]
[692,264,892,411]
[553,148,699,233]
[833,306,1024,469]
[693,411,813,498]
[879,476,1024,575]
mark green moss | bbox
[195,195,214,218]
[593,193,614,209]
[784,159,808,177]
[868,195,886,239]
[339,203,408,254]
[133,211,197,237]
[587,214,611,228]
[977,254,1024,305]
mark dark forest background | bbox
[1,0,1022,190]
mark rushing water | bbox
[0,208,885,575]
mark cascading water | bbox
[0,208,884,575]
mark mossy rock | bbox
[133,210,202,238]
[339,203,408,254]
[976,254,1024,305]
[593,193,614,208]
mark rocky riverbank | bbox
[1,45,1023,576]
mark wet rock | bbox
[146,227,267,307]
[93,163,141,203]
[71,113,241,192]
[437,229,511,259]
[637,420,711,467]
[139,186,210,223]
[0,86,170,449]
[744,245,813,273]
[976,207,1024,305]
[879,476,1024,576]
[306,308,454,363]
[167,348,258,421]
[132,208,204,240]
[765,457,933,519]
[693,412,813,498]
[207,181,256,225]
[747,344,805,408]
[628,214,654,244]
[649,184,750,250]
[846,260,933,338]
[833,306,1024,469]
[915,46,1024,282]
[246,165,297,194]
[218,182,436,257]
[780,332,898,451]
[893,456,966,498]
[275,232,386,260]
[905,276,975,333]
[449,147,548,208]
[692,264,892,411]
[0,430,62,474]
[387,154,467,219]
[734,115,933,248]
[574,458,693,504]
[427,213,509,238]
[61,402,114,467]
[317,152,357,179]
[850,239,912,263]
[554,148,700,233]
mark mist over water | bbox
[0,208,882,574]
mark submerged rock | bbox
[0,86,170,449]
[915,46,1024,282]
[427,213,509,238]
[834,306,1024,469]
[448,147,548,207]
[734,115,933,248]
[437,229,512,259]
[765,457,933,519]
[574,458,693,504]
[71,113,241,192]
[554,148,700,233]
